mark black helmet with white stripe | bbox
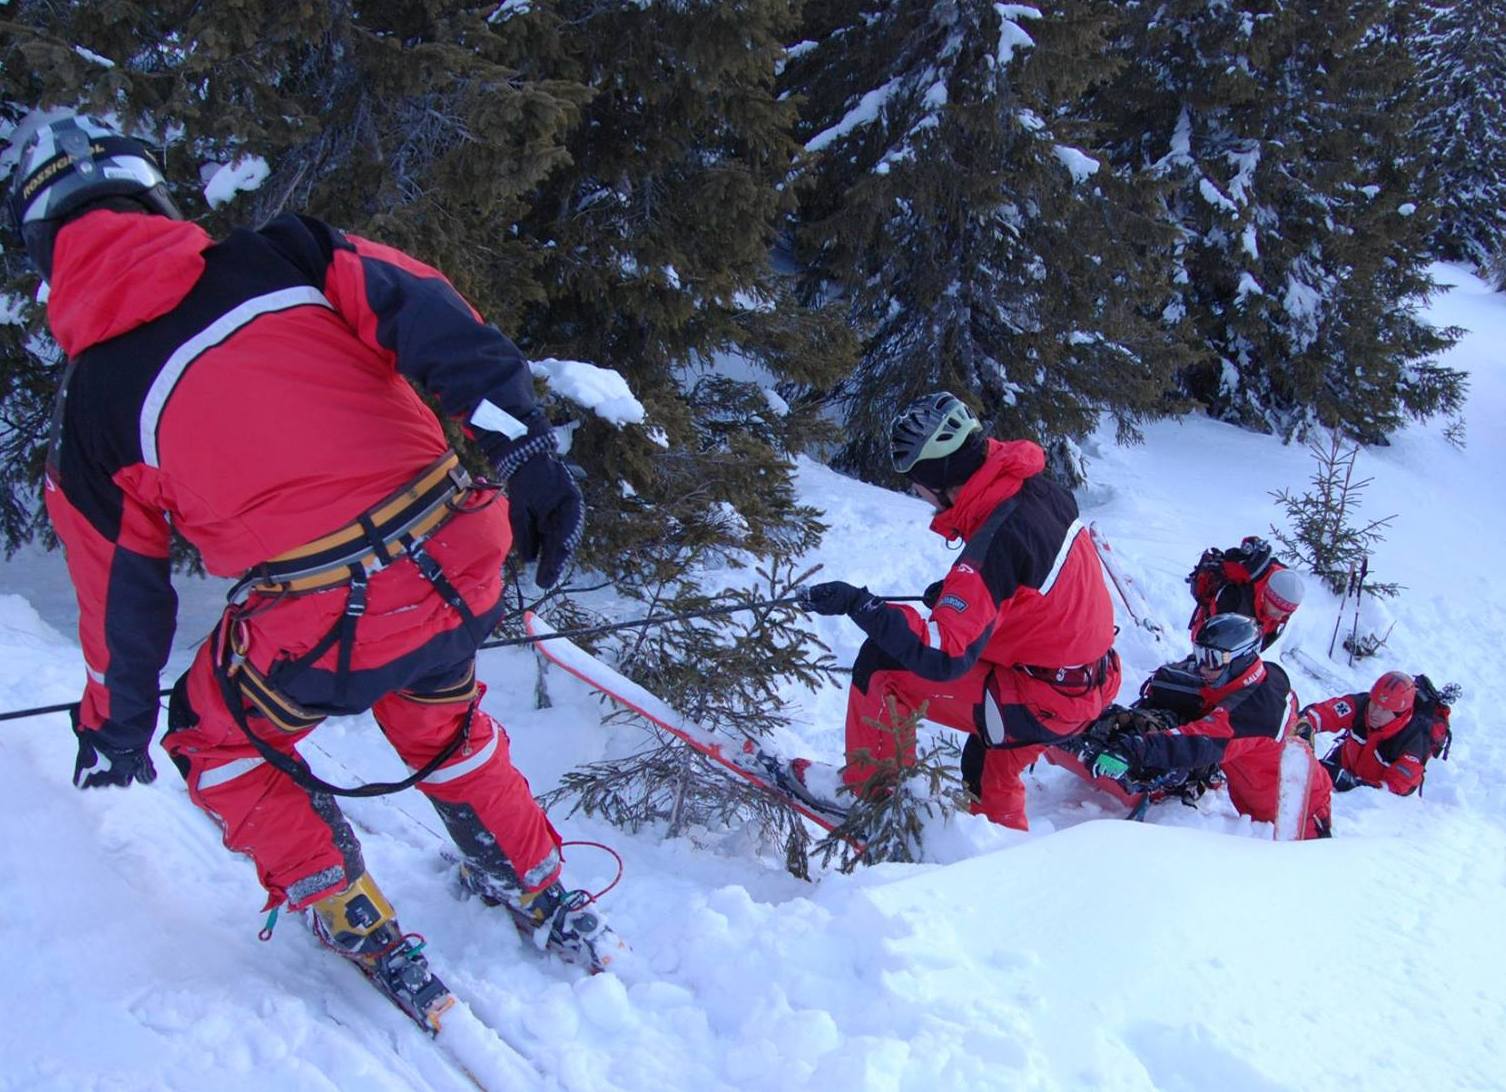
[7,115,181,279]
[890,391,986,491]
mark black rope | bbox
[0,593,919,723]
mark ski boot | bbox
[456,861,625,973]
[310,872,455,1034]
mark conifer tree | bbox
[483,1,853,852]
[1413,0,1506,280]
[783,0,1187,484]
[1092,0,1463,442]
[491,0,853,566]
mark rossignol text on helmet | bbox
[1368,671,1416,716]
[1191,613,1262,685]
[890,391,986,492]
[7,114,181,279]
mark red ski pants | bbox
[163,499,562,910]
[843,639,1120,830]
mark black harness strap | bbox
[214,539,485,797]
[213,651,473,798]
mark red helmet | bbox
[1369,672,1416,715]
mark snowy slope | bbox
[2,265,1503,1092]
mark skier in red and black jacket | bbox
[800,392,1120,830]
[1187,536,1305,650]
[9,115,619,993]
[1081,614,1332,839]
[1300,671,1454,796]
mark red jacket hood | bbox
[930,438,1047,542]
[47,210,211,356]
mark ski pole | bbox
[1346,555,1368,667]
[0,698,90,723]
[1327,560,1356,658]
[0,594,922,722]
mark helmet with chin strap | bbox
[7,114,181,279]
[1191,613,1262,686]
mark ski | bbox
[1273,735,1316,842]
[315,924,542,1091]
[1280,644,1348,697]
[524,610,852,832]
[1088,522,1168,642]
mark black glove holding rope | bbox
[799,580,882,618]
[486,414,584,589]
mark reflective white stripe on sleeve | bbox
[1038,519,1085,596]
[420,729,499,786]
[925,620,944,648]
[197,756,266,791]
[469,399,530,440]
[85,662,105,685]
[141,287,334,468]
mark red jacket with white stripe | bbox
[43,209,541,748]
[849,439,1115,680]
[1302,693,1432,795]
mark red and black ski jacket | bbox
[1301,692,1442,795]
[44,209,543,751]
[850,439,1115,681]
[1131,657,1298,770]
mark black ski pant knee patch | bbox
[961,733,984,800]
[164,672,197,782]
[851,638,906,694]
[429,798,518,881]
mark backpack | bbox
[1187,537,1277,619]
[1410,674,1458,761]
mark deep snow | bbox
[1,265,1502,1092]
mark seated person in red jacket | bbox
[1300,671,1455,796]
[1083,614,1332,839]
[1187,536,1304,650]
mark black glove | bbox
[71,706,157,790]
[1089,747,1133,783]
[800,581,879,617]
[1089,735,1146,784]
[921,580,944,610]
[489,417,584,589]
[1324,758,1359,793]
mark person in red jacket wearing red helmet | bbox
[1081,614,1332,839]
[1301,671,1454,796]
[8,115,619,1018]
[800,392,1120,830]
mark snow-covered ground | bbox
[2,265,1502,1092]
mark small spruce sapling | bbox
[1269,431,1399,598]
[813,697,967,872]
